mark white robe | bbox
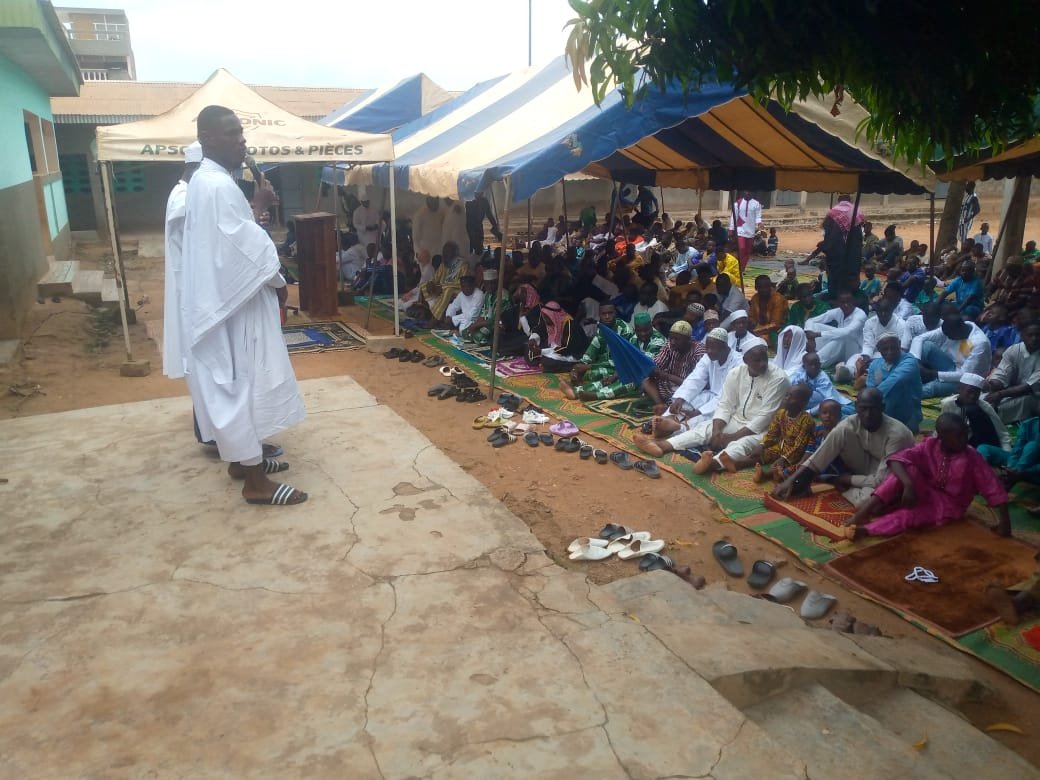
[843,313,906,373]
[352,204,381,248]
[806,306,867,368]
[440,201,470,260]
[445,289,485,331]
[669,347,743,425]
[412,204,445,256]
[163,179,188,379]
[181,158,305,464]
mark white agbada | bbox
[843,312,906,373]
[440,200,470,260]
[805,305,867,368]
[412,202,445,256]
[445,288,485,331]
[162,179,188,379]
[668,344,743,425]
[352,203,381,248]
[181,158,305,464]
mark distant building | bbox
[0,0,81,340]
[51,81,367,233]
[53,6,135,81]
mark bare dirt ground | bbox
[2,206,1039,763]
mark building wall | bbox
[0,51,72,339]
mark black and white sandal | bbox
[246,483,308,506]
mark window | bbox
[61,155,92,195]
[22,111,60,176]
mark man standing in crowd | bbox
[729,190,762,271]
[181,105,307,506]
[352,187,380,249]
[958,181,981,244]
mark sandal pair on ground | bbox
[568,528,665,561]
[714,540,838,619]
[428,384,486,402]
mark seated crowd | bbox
[371,192,1040,547]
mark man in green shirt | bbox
[786,283,830,328]
[562,303,639,400]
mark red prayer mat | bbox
[763,484,855,541]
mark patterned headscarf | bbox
[517,283,541,310]
[540,301,571,347]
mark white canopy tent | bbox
[95,69,400,362]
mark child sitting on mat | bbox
[739,383,816,482]
[844,413,1011,540]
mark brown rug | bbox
[824,521,1039,638]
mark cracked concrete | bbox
[0,376,807,778]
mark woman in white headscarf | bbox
[775,325,808,379]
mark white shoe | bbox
[522,410,549,424]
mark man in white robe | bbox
[657,327,742,430]
[352,188,381,249]
[440,198,471,265]
[838,297,906,383]
[444,275,485,335]
[633,337,789,469]
[412,196,444,256]
[182,105,306,506]
[162,141,203,380]
[805,291,867,369]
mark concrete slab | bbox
[0,339,21,366]
[0,376,803,777]
[37,260,78,297]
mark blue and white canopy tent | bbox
[319,73,454,134]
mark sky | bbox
[59,0,578,90]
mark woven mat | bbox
[282,321,365,353]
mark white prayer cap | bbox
[707,327,729,343]
[959,373,985,389]
[184,141,203,163]
[722,310,749,329]
[741,335,768,352]
[482,269,498,281]
[876,330,901,342]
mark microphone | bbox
[244,155,263,184]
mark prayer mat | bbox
[959,616,1040,693]
[824,521,1039,638]
[493,355,543,378]
[282,320,365,353]
[763,484,856,541]
[584,396,655,427]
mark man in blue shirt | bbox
[865,332,923,433]
[939,260,985,320]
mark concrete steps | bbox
[594,571,1038,776]
[36,260,79,297]
[745,683,948,779]
[38,260,121,310]
[0,339,21,367]
[71,269,104,306]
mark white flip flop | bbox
[568,543,613,561]
[567,537,608,554]
[617,539,666,560]
[606,531,652,554]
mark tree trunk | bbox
[935,180,964,252]
[993,176,1031,274]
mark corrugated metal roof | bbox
[51,80,366,124]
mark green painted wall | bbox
[0,52,54,190]
[47,179,68,238]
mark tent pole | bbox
[928,192,936,275]
[527,198,532,246]
[730,189,744,293]
[659,186,665,218]
[389,164,401,336]
[488,176,512,398]
[561,178,570,248]
[607,180,619,234]
[100,161,133,362]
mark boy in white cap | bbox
[940,372,1011,451]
